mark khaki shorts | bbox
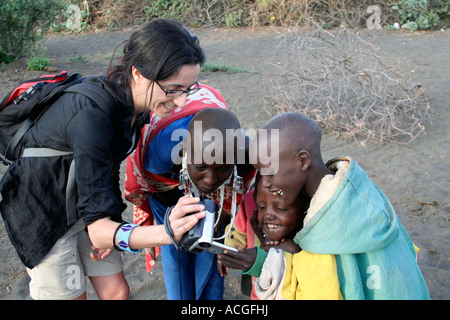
[27,219,123,300]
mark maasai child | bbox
[219,112,430,300]
[125,88,255,300]
[222,172,310,299]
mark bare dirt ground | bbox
[0,26,448,300]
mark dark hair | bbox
[106,19,205,90]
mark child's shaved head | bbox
[181,108,244,194]
[251,112,328,203]
[186,108,242,165]
[190,108,240,131]
[263,112,322,160]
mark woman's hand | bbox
[87,195,206,251]
[169,195,206,243]
[90,246,112,262]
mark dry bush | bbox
[85,0,150,28]
[245,0,398,29]
[297,0,397,28]
[81,0,254,29]
[263,22,431,145]
[75,0,399,29]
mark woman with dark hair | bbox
[0,19,206,300]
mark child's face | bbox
[187,162,234,194]
[186,130,236,194]
[254,146,305,205]
[256,185,302,241]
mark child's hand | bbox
[217,258,229,277]
[271,239,301,254]
[264,237,285,246]
[217,247,257,272]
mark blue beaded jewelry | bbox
[117,223,141,253]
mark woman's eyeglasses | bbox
[155,81,201,97]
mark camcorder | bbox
[178,198,238,254]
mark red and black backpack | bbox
[0,71,113,166]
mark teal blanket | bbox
[294,157,430,300]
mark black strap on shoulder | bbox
[4,74,83,162]
[5,80,116,163]
[66,159,77,225]
[64,82,116,110]
[16,82,116,226]
[61,83,116,226]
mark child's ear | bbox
[295,149,311,171]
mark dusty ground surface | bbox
[0,26,448,300]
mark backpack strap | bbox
[22,148,77,225]
[4,74,83,163]
[64,82,116,110]
[60,82,117,226]
[20,83,116,226]
[4,79,115,163]
[66,159,77,225]
[22,148,73,157]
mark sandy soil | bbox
[0,26,448,300]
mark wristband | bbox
[164,205,180,250]
[113,223,125,251]
[117,223,141,253]
[242,246,268,278]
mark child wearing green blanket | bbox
[218,112,430,300]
